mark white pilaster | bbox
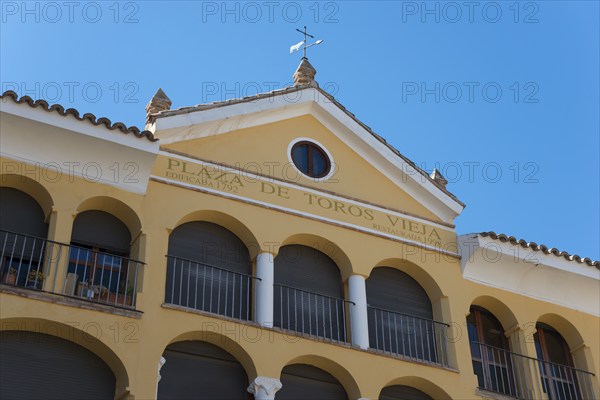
[255,252,275,327]
[348,274,370,350]
[247,376,282,400]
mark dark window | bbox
[0,187,48,238]
[535,324,580,400]
[467,307,516,397]
[158,341,250,400]
[67,211,134,305]
[380,385,433,400]
[166,222,253,320]
[291,141,331,178]
[366,267,441,363]
[274,245,346,341]
[0,188,49,289]
[0,331,115,400]
[278,364,348,400]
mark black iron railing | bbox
[471,341,596,400]
[368,305,450,367]
[165,255,257,321]
[0,230,143,309]
[274,283,350,343]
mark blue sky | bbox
[2,1,598,260]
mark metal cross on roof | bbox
[290,26,323,58]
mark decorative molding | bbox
[570,342,587,354]
[504,324,521,338]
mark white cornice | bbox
[458,234,600,316]
[1,100,158,153]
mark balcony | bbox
[0,230,143,311]
[274,284,350,343]
[368,305,450,367]
[471,342,596,400]
[165,255,257,321]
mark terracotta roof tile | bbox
[480,231,600,269]
[1,90,157,142]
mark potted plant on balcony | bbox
[4,267,17,286]
[26,269,45,289]
[114,282,134,306]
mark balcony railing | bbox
[368,305,450,367]
[274,284,350,343]
[471,342,596,400]
[165,255,256,321]
[0,230,143,310]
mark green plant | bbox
[8,267,17,276]
[27,269,45,283]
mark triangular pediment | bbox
[150,86,464,224]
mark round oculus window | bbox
[291,141,331,179]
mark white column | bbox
[255,252,274,328]
[247,376,282,400]
[348,274,369,350]
[155,356,166,398]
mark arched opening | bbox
[0,187,49,289]
[380,385,433,400]
[466,306,517,397]
[534,323,593,400]
[0,331,116,399]
[382,377,452,400]
[158,340,250,400]
[366,267,446,365]
[278,364,348,400]
[67,210,139,308]
[166,221,253,320]
[274,244,347,342]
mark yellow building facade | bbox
[1,61,598,400]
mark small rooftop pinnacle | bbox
[146,88,172,127]
[430,169,448,188]
[293,57,317,86]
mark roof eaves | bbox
[1,90,158,142]
[479,231,600,269]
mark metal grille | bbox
[0,230,143,309]
[368,305,450,367]
[471,342,596,400]
[274,283,350,343]
[165,255,256,321]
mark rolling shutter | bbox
[0,331,116,400]
[380,385,433,400]
[167,222,251,275]
[277,364,348,400]
[0,188,48,237]
[366,267,432,319]
[157,341,249,400]
[166,222,253,318]
[366,267,436,360]
[71,210,131,254]
[274,245,345,340]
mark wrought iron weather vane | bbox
[290,26,323,58]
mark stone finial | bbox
[293,57,317,86]
[430,168,448,188]
[146,88,172,127]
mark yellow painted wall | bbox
[1,110,598,400]
[163,115,442,222]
